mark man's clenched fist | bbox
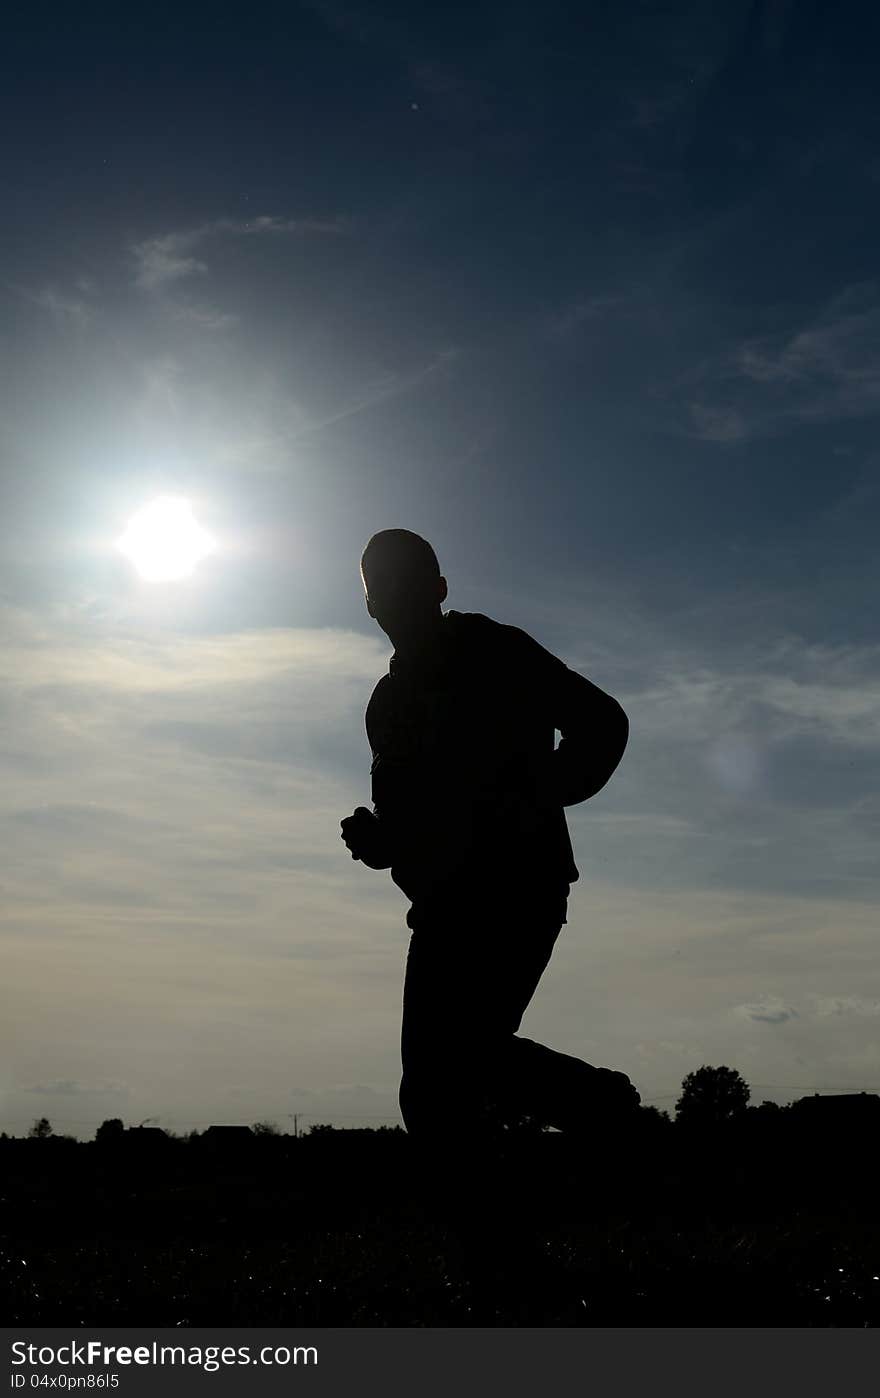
[340,806,393,870]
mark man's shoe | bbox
[548,1064,642,1140]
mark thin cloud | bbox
[738,283,880,392]
[133,233,208,290]
[171,302,240,332]
[688,401,749,443]
[0,603,386,700]
[733,997,798,1025]
[611,638,880,751]
[808,995,880,1019]
[284,346,461,441]
[12,283,92,324]
[132,215,349,290]
[540,295,627,344]
[683,283,880,440]
[24,1080,129,1097]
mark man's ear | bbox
[438,576,448,605]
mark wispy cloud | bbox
[127,213,351,345]
[133,234,208,290]
[24,1079,129,1097]
[738,284,880,390]
[171,303,240,332]
[687,401,749,443]
[132,215,349,290]
[733,996,798,1025]
[284,346,461,441]
[808,995,880,1019]
[682,283,880,440]
[12,283,93,325]
[539,294,627,343]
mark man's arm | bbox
[508,626,629,806]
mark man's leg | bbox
[488,897,641,1150]
[400,886,640,1122]
[397,887,638,1261]
[398,887,566,1136]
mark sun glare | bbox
[116,496,216,582]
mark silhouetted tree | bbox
[640,1104,673,1127]
[675,1066,750,1127]
[252,1121,280,1136]
[640,1104,669,1120]
[28,1117,53,1139]
[95,1118,125,1145]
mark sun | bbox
[116,496,216,582]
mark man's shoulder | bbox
[445,609,546,662]
[365,611,542,702]
[446,608,501,631]
[445,608,521,646]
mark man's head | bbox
[360,529,448,646]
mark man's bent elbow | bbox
[588,703,629,798]
[615,702,629,759]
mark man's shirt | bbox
[364,609,628,918]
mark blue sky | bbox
[1,0,879,1135]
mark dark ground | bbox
[2,1124,879,1326]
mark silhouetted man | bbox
[341,530,639,1200]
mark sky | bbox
[2,0,879,1137]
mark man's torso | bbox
[366,610,578,911]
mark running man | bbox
[341,529,639,1163]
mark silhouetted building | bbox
[200,1125,254,1150]
[791,1092,880,1119]
[123,1126,171,1148]
[789,1094,880,1165]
